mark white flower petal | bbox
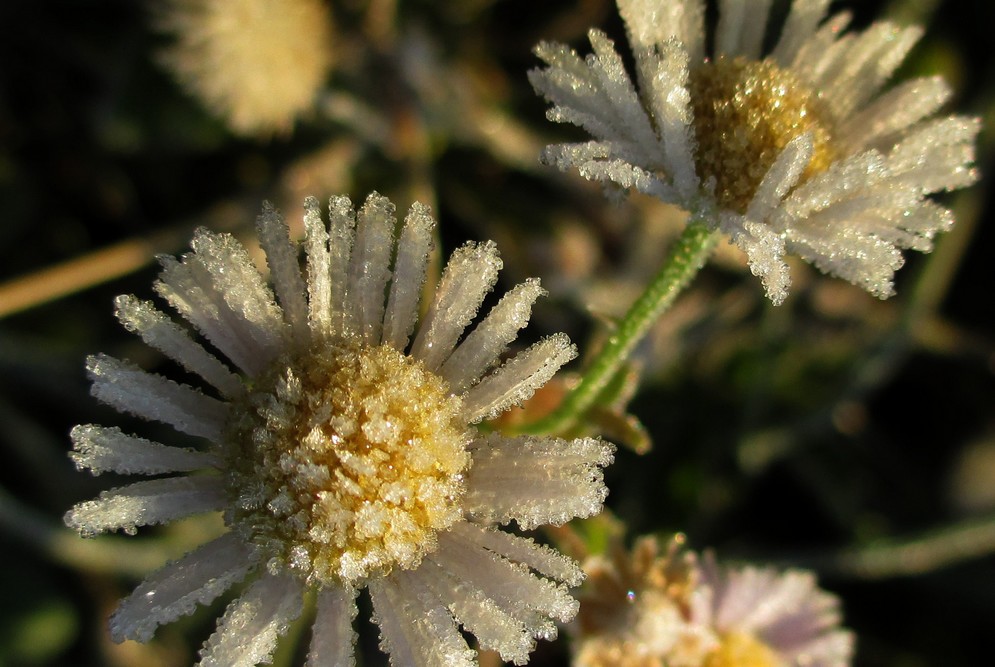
[303,196,332,337]
[70,424,217,475]
[460,333,576,423]
[416,557,537,665]
[154,254,262,377]
[347,192,397,345]
[382,202,434,351]
[257,201,310,346]
[198,571,304,667]
[440,278,545,393]
[451,522,584,587]
[717,0,772,60]
[305,586,359,667]
[114,294,243,398]
[87,354,227,441]
[431,530,579,625]
[189,228,288,363]
[64,475,225,537]
[618,0,705,63]
[326,194,358,337]
[771,0,832,66]
[369,571,476,667]
[839,76,951,153]
[464,434,613,529]
[110,532,261,643]
[410,240,502,371]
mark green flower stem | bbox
[523,221,719,436]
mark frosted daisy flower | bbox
[64,192,613,666]
[530,0,979,303]
[158,0,334,136]
[571,537,853,667]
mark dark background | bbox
[0,1,992,665]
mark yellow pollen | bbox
[688,56,837,213]
[222,339,470,586]
[703,631,781,667]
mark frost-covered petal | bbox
[618,0,705,63]
[839,76,951,153]
[382,202,434,351]
[771,0,832,66]
[820,23,923,120]
[417,557,537,665]
[110,532,262,643]
[586,30,662,158]
[346,192,397,345]
[439,278,545,393]
[198,571,304,667]
[64,475,226,537]
[257,201,310,346]
[87,354,228,441]
[305,587,359,667]
[430,529,579,625]
[114,294,243,399]
[154,254,263,377]
[465,434,613,529]
[886,116,981,193]
[460,333,576,423]
[633,39,698,201]
[189,227,288,363]
[369,571,476,667]
[716,0,772,60]
[303,196,332,337]
[745,133,813,225]
[410,240,502,371]
[451,522,584,587]
[326,194,358,337]
[70,424,218,475]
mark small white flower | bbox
[65,192,613,666]
[693,551,854,667]
[570,537,853,667]
[158,0,334,136]
[530,0,979,303]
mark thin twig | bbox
[789,513,995,579]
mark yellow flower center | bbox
[688,56,837,213]
[702,631,781,667]
[223,339,470,586]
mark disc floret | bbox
[223,338,471,586]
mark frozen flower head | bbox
[158,0,334,136]
[530,0,980,303]
[571,537,853,667]
[65,192,613,666]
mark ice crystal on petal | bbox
[531,0,979,303]
[65,192,611,666]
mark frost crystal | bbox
[530,0,979,303]
[65,192,613,666]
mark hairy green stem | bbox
[523,222,719,436]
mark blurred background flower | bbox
[155,0,335,138]
[0,0,993,665]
